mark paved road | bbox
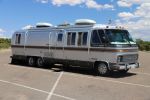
[0,50,150,100]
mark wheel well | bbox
[94,61,108,69]
[26,56,38,61]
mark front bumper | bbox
[110,63,139,70]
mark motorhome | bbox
[11,19,139,76]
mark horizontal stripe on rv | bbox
[11,45,138,52]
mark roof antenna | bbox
[108,19,112,25]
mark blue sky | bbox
[0,0,150,40]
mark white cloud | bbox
[0,29,5,33]
[37,0,114,10]
[135,3,150,18]
[117,0,150,7]
[36,0,49,3]
[0,28,6,38]
[103,4,114,9]
[85,0,113,10]
[117,1,132,7]
[118,12,135,20]
[85,0,102,9]
[116,3,150,41]
[52,0,85,6]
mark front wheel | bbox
[96,63,110,76]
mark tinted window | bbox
[67,33,71,45]
[106,29,134,43]
[91,30,107,47]
[98,30,107,43]
[15,34,21,44]
[78,32,82,46]
[71,32,76,45]
[91,30,101,46]
[67,32,76,45]
[83,32,88,45]
[57,33,63,42]
[78,32,88,46]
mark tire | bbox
[119,69,129,74]
[96,63,110,76]
[36,57,44,67]
[28,57,36,66]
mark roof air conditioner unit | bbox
[75,19,96,25]
[36,22,53,28]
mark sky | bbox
[0,0,150,41]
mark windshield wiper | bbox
[124,32,132,47]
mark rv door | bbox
[54,30,65,59]
[48,31,55,58]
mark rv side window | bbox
[57,33,63,42]
[67,32,76,45]
[15,34,21,44]
[67,33,71,45]
[91,30,101,47]
[91,30,107,47]
[71,33,76,45]
[98,30,108,44]
[78,32,88,46]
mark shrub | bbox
[0,38,11,49]
[136,39,150,51]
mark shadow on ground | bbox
[9,62,137,78]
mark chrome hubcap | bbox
[37,58,43,67]
[29,58,34,65]
[98,64,107,74]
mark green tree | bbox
[0,38,11,49]
[136,39,150,51]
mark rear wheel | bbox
[28,57,36,66]
[96,63,110,76]
[36,57,44,67]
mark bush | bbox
[0,38,11,49]
[136,39,150,51]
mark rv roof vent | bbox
[36,22,53,28]
[22,25,34,30]
[58,23,70,27]
[75,19,96,25]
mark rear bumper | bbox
[110,63,139,70]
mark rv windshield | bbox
[105,29,135,45]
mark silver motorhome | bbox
[11,19,139,76]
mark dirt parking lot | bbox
[0,49,150,100]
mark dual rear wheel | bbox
[28,57,44,67]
